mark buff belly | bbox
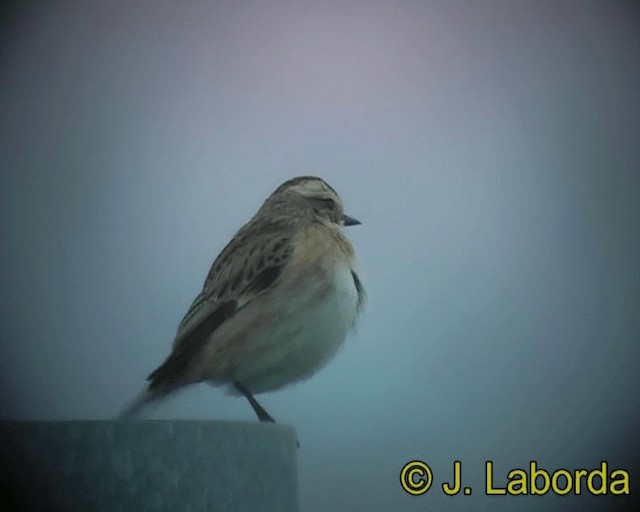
[201,262,360,394]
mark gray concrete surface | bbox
[0,420,298,512]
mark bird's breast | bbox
[231,259,360,393]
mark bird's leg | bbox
[234,382,276,423]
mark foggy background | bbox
[1,1,639,510]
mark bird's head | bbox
[264,176,361,227]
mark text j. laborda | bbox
[400,460,630,497]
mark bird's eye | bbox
[317,198,336,210]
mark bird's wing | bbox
[147,222,293,391]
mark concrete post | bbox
[0,420,298,512]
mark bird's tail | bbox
[117,387,165,420]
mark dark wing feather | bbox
[148,300,237,391]
[146,221,293,391]
[351,270,366,310]
[203,220,292,302]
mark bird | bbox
[119,176,365,422]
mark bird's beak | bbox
[342,214,361,226]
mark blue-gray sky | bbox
[1,1,639,510]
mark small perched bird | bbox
[120,176,365,422]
